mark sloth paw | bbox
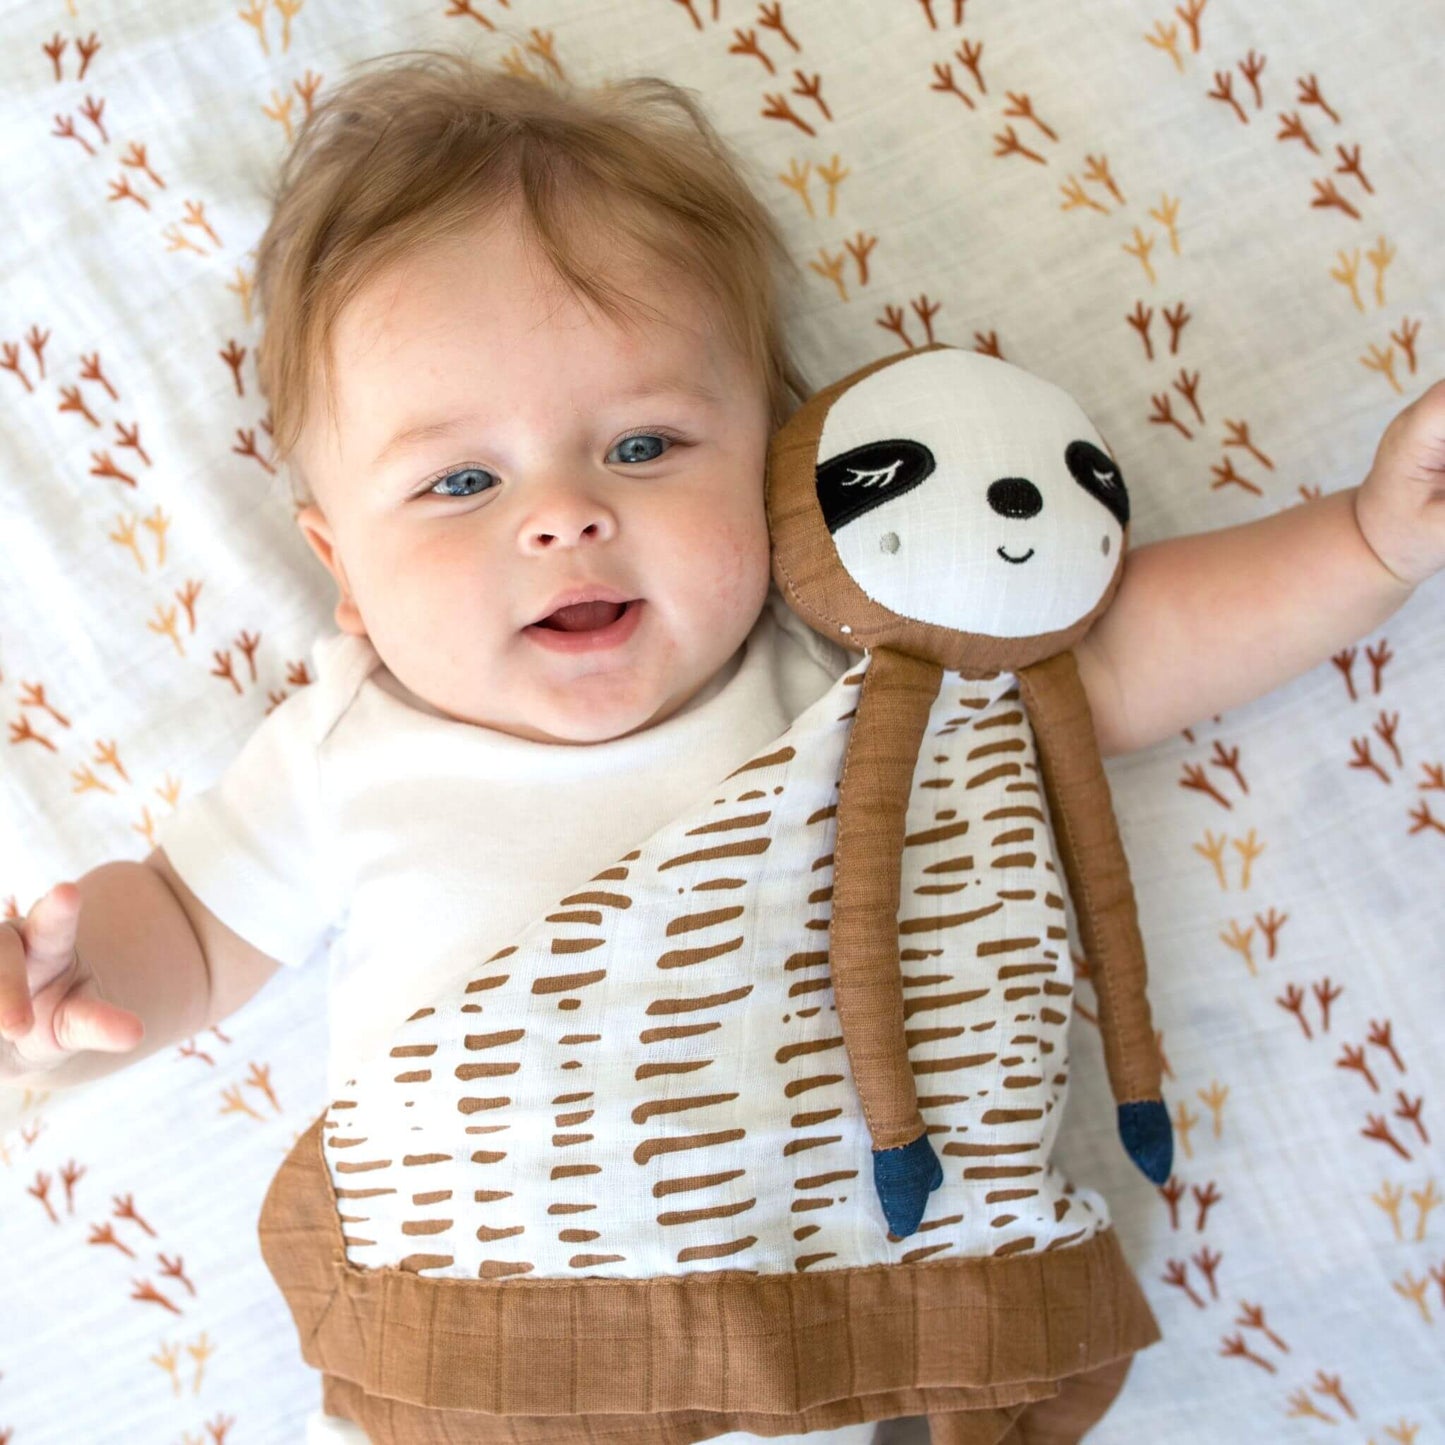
[872,1134,944,1238]
[1118,1099,1173,1184]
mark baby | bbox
[3,47,1444,1445]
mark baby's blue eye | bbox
[429,467,495,498]
[610,433,671,464]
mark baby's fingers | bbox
[0,885,81,1040]
[22,883,83,970]
[0,922,34,1038]
[48,984,145,1056]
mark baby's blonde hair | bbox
[252,48,812,505]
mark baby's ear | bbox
[294,505,367,637]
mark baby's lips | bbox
[525,583,638,630]
[537,600,629,633]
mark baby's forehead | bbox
[299,252,758,480]
[339,235,748,389]
[340,240,725,373]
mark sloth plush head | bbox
[770,343,1130,671]
[767,344,1171,1238]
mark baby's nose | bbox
[527,519,605,549]
[520,491,618,551]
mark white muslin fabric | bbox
[154,589,850,1099]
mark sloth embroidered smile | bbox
[997,546,1035,563]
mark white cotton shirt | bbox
[154,588,850,1097]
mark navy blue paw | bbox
[872,1134,944,1238]
[1118,1100,1173,1184]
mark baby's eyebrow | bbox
[372,416,469,469]
[371,380,722,470]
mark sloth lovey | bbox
[766,343,1173,1237]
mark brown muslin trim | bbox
[323,1375,1058,1444]
[1013,653,1161,1109]
[321,1355,1132,1445]
[926,1405,1030,1445]
[260,1117,1159,1432]
[830,647,943,1150]
[977,1354,1133,1445]
[925,1355,1132,1445]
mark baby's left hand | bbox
[1354,378,1445,589]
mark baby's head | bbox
[253,50,809,744]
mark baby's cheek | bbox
[708,509,772,618]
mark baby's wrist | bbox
[1351,483,1420,591]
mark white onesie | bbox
[154,588,878,1445]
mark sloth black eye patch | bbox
[1065,440,1130,526]
[815,438,936,533]
[816,436,1127,534]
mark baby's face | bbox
[294,208,774,743]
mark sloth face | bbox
[814,349,1128,638]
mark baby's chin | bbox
[468,685,695,746]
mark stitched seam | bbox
[832,652,879,1140]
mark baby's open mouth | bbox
[524,596,644,653]
[533,600,633,632]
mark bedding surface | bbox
[2,0,1442,1440]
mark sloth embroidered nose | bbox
[987,477,1043,519]
[538,601,626,632]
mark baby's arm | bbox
[0,849,280,1090]
[1077,382,1444,756]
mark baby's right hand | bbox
[0,883,145,1081]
